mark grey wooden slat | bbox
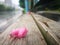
[0,15,47,45]
[31,13,60,45]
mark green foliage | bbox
[0,4,6,11]
[19,0,25,8]
[0,4,15,11]
[33,0,60,12]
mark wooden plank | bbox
[46,21,60,41]
[37,11,60,15]
[0,15,47,45]
[31,13,60,42]
[31,13,60,45]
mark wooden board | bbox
[0,14,47,45]
[31,13,60,45]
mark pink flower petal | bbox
[10,27,28,38]
[18,27,28,38]
[10,30,19,38]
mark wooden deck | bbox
[0,13,60,45]
[31,13,60,45]
[0,14,47,45]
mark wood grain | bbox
[31,13,60,45]
[0,14,47,45]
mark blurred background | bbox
[0,0,60,33]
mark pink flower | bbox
[10,27,28,38]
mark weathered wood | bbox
[31,13,60,45]
[0,15,47,45]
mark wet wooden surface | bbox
[0,14,47,45]
[31,13,60,45]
